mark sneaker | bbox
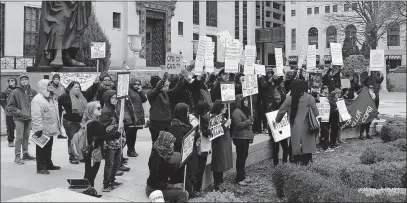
[237,180,248,186]
[118,165,130,172]
[37,170,50,175]
[8,142,14,147]
[244,177,252,184]
[115,171,124,176]
[127,151,138,157]
[112,181,123,188]
[47,165,61,170]
[22,153,36,161]
[323,148,334,153]
[330,144,340,149]
[14,156,24,165]
[70,160,79,164]
[57,134,68,139]
[102,185,114,192]
[312,150,321,155]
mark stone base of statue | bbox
[27,66,97,72]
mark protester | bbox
[318,85,334,152]
[210,100,233,190]
[275,79,319,166]
[322,66,342,92]
[363,71,384,109]
[199,74,213,107]
[359,85,377,140]
[145,131,188,203]
[231,94,254,185]
[328,86,342,148]
[31,79,64,174]
[96,73,116,108]
[210,68,228,103]
[51,74,66,99]
[169,73,200,112]
[7,74,37,164]
[234,72,244,95]
[0,77,17,147]
[206,73,217,90]
[58,80,99,164]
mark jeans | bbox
[268,128,289,166]
[213,172,224,187]
[6,115,15,142]
[36,136,54,171]
[233,139,250,183]
[360,122,372,136]
[320,122,330,150]
[14,120,31,156]
[145,185,189,203]
[103,148,122,186]
[293,153,313,166]
[329,111,339,147]
[194,155,208,192]
[84,159,101,187]
[125,126,138,154]
[63,119,81,161]
[148,120,170,146]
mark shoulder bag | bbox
[308,95,320,134]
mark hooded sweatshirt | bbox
[126,78,147,127]
[0,77,18,115]
[7,74,38,121]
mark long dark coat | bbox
[210,114,233,173]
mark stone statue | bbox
[34,1,92,68]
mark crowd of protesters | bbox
[1,62,383,202]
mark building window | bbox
[207,35,217,62]
[387,22,400,46]
[314,7,319,14]
[235,1,239,39]
[113,12,121,29]
[325,6,330,13]
[243,1,247,46]
[351,3,358,11]
[274,23,281,27]
[273,13,281,20]
[266,1,271,7]
[308,27,318,49]
[283,15,285,21]
[273,2,281,10]
[283,5,285,11]
[266,11,271,17]
[266,21,271,28]
[291,29,296,50]
[291,10,296,16]
[23,6,40,57]
[1,3,4,57]
[333,5,338,12]
[206,1,217,27]
[326,26,337,48]
[178,22,183,36]
[345,24,357,46]
[307,8,312,15]
[344,4,350,12]
[193,1,199,25]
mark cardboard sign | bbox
[209,114,225,141]
[116,72,130,99]
[275,48,284,76]
[308,72,323,88]
[181,126,197,166]
[217,30,233,47]
[165,52,183,74]
[244,45,256,75]
[337,99,351,121]
[51,72,98,91]
[330,43,343,65]
[195,36,209,75]
[266,111,291,142]
[369,49,385,71]
[307,45,317,70]
[316,97,330,122]
[225,41,241,73]
[341,79,351,89]
[242,74,258,97]
[298,43,308,66]
[254,64,266,76]
[189,113,199,128]
[91,42,106,59]
[205,41,215,73]
[220,82,235,103]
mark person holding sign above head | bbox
[275,79,319,166]
[146,131,188,203]
[322,66,342,93]
[231,94,254,186]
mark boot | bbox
[14,155,24,165]
[359,134,366,140]
[8,142,14,147]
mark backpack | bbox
[71,121,93,160]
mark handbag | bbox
[308,95,320,134]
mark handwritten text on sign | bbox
[209,115,225,141]
[307,45,317,70]
[242,74,258,97]
[316,97,330,122]
[91,42,106,59]
[165,52,183,74]
[369,49,385,71]
[117,72,130,99]
[181,127,196,166]
[330,43,343,66]
[221,83,236,102]
[225,41,241,73]
[266,111,291,142]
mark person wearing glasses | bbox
[0,77,17,147]
[96,74,116,108]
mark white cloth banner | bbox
[51,72,98,91]
[266,111,291,142]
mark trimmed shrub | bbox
[371,161,406,188]
[271,163,307,198]
[188,191,242,202]
[284,171,326,202]
[309,161,342,180]
[402,170,407,188]
[390,139,407,152]
[359,144,403,165]
[358,188,407,197]
[340,164,374,188]
[381,117,407,142]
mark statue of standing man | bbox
[35,1,92,68]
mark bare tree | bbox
[325,1,406,49]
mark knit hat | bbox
[19,74,29,80]
[52,74,60,80]
[150,76,161,88]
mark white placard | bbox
[51,72,98,91]
[205,41,215,73]
[254,64,266,76]
[369,49,385,71]
[337,99,351,121]
[225,41,241,73]
[316,97,330,122]
[195,36,210,75]
[220,83,235,102]
[209,115,225,141]
[275,48,284,76]
[242,74,258,97]
[330,43,343,66]
[165,52,183,74]
[307,45,317,70]
[181,127,196,165]
[244,45,256,75]
[341,79,351,89]
[117,72,130,99]
[298,43,308,66]
[91,42,106,59]
[217,30,233,47]
[189,113,199,128]
[266,111,291,142]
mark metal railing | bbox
[0,56,35,69]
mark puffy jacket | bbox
[231,95,254,140]
[127,78,147,126]
[100,90,125,149]
[7,74,38,121]
[0,77,17,116]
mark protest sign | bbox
[209,114,225,141]
[91,42,106,59]
[205,41,215,73]
[275,48,284,76]
[369,49,385,71]
[195,36,209,75]
[298,43,308,66]
[189,113,199,128]
[244,45,256,75]
[307,45,317,70]
[254,64,266,76]
[242,74,258,97]
[165,52,183,74]
[217,30,233,47]
[116,72,130,99]
[330,43,343,65]
[181,126,197,166]
[316,97,330,122]
[51,72,98,91]
[220,82,236,103]
[340,88,379,129]
[337,99,351,121]
[225,41,241,73]
[266,111,291,142]
[308,72,323,88]
[341,79,351,89]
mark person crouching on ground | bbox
[0,77,17,147]
[99,90,126,192]
[7,74,37,164]
[31,79,65,174]
[146,131,188,203]
[231,94,254,186]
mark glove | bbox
[112,132,122,139]
[34,130,43,138]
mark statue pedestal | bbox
[125,58,146,70]
[27,66,97,72]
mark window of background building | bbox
[207,35,217,62]
[291,0,296,4]
[333,5,338,12]
[344,4,350,12]
[291,28,296,50]
[266,11,271,17]
[273,13,281,20]
[283,15,285,21]
[273,2,280,10]
[291,10,296,16]
[243,1,247,46]
[387,22,400,46]
[283,5,285,11]
[274,23,281,27]
[113,12,121,29]
[314,7,319,14]
[1,3,5,57]
[325,6,330,13]
[266,1,271,7]
[23,7,40,57]
[266,21,271,28]
[235,1,239,39]
[178,21,183,36]
[307,8,312,15]
[326,26,337,48]
[308,27,318,49]
[206,1,217,27]
[193,33,199,59]
[193,1,199,25]
[351,3,358,11]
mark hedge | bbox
[271,163,308,198]
[371,161,406,188]
[188,191,242,202]
[359,144,404,165]
[340,164,374,188]
[309,161,343,181]
[381,117,406,142]
[390,139,407,152]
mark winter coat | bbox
[231,95,254,140]
[210,78,226,103]
[31,80,65,137]
[100,91,125,150]
[322,68,342,92]
[210,114,233,173]
[0,78,17,116]
[275,93,319,156]
[363,75,384,93]
[128,78,147,127]
[7,74,38,121]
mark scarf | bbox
[70,90,88,116]
[153,131,176,161]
